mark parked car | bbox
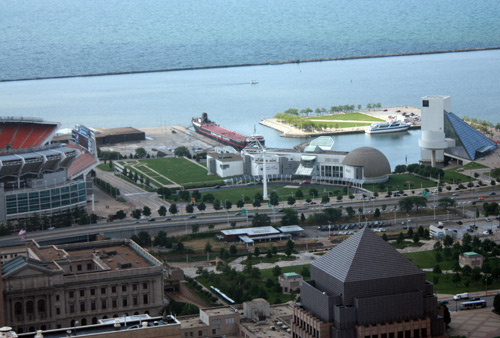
[187,215,197,219]
[483,230,492,235]
[489,192,496,195]
[456,221,463,225]
[485,217,491,222]
[470,297,481,301]
[453,292,469,300]
[148,218,156,222]
[439,300,449,305]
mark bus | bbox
[459,300,487,310]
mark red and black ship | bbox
[192,113,265,151]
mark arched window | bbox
[17,328,23,334]
[28,327,35,333]
[133,312,139,315]
[103,316,108,319]
[40,325,47,330]
[26,301,34,315]
[113,314,118,318]
[38,299,46,313]
[92,317,98,324]
[81,318,87,326]
[14,302,23,316]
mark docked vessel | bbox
[365,120,411,134]
[192,113,264,150]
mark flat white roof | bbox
[278,225,304,233]
[221,226,279,236]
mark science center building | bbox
[207,137,391,186]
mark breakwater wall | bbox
[2,47,500,82]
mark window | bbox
[91,301,96,311]
[77,264,82,271]
[101,288,106,295]
[56,308,60,315]
[80,290,85,297]
[111,286,117,293]
[37,299,46,313]
[122,297,128,307]
[198,331,202,336]
[122,285,127,292]
[132,284,138,291]
[56,295,60,301]
[133,296,138,306]
[421,329,427,338]
[14,302,23,316]
[422,100,429,107]
[143,294,149,304]
[101,299,107,309]
[225,317,234,324]
[69,303,75,313]
[112,299,117,308]
[69,291,74,298]
[87,263,92,270]
[405,331,411,338]
[212,329,216,335]
[90,289,96,296]
[414,330,420,338]
[80,302,86,312]
[26,301,34,315]
[143,283,148,290]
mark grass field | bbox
[463,162,488,170]
[364,174,436,193]
[306,112,384,122]
[311,121,372,128]
[120,158,222,187]
[207,184,345,205]
[442,169,474,184]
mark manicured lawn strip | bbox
[306,113,384,122]
[443,169,474,184]
[425,271,500,294]
[96,163,114,172]
[403,250,455,270]
[463,162,488,170]
[142,158,221,184]
[364,174,436,193]
[134,164,173,185]
[206,185,345,205]
[390,240,424,250]
[312,121,372,128]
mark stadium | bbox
[0,117,98,223]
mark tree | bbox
[287,196,296,206]
[451,273,461,284]
[252,199,261,208]
[254,247,260,256]
[191,224,199,233]
[433,265,442,274]
[285,246,293,256]
[115,210,126,220]
[252,213,271,227]
[142,206,151,217]
[438,197,456,209]
[174,146,191,158]
[186,204,194,213]
[270,192,279,207]
[494,293,500,313]
[229,245,237,256]
[131,209,142,219]
[224,200,232,210]
[295,190,303,198]
[272,265,282,276]
[374,208,381,218]
[321,195,330,204]
[443,235,454,248]
[442,305,451,328]
[407,227,414,238]
[397,232,404,244]
[213,199,221,211]
[205,242,212,253]
[158,205,167,216]
[197,202,206,212]
[345,206,355,218]
[336,195,343,202]
[398,197,414,213]
[281,209,298,226]
[382,233,388,241]
[192,190,201,201]
[435,251,443,263]
[135,147,147,158]
[169,203,178,215]
[412,233,420,243]
[236,200,244,208]
[286,239,294,253]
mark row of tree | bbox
[94,177,121,198]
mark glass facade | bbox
[319,165,343,178]
[5,181,86,216]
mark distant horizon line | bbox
[2,46,500,83]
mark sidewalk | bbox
[448,307,500,338]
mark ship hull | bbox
[365,125,410,134]
[192,123,248,150]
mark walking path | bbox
[448,307,500,338]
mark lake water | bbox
[1,0,500,80]
[1,50,500,167]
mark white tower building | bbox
[418,96,450,167]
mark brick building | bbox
[292,228,446,338]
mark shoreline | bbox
[260,106,422,138]
[1,47,500,83]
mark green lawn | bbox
[121,158,221,186]
[403,250,455,270]
[311,121,372,129]
[306,112,384,122]
[463,162,488,170]
[365,174,436,193]
[442,169,474,184]
[206,184,345,205]
[241,254,297,265]
[97,163,114,172]
[390,240,424,250]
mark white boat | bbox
[365,120,411,134]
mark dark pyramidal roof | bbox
[312,227,423,283]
